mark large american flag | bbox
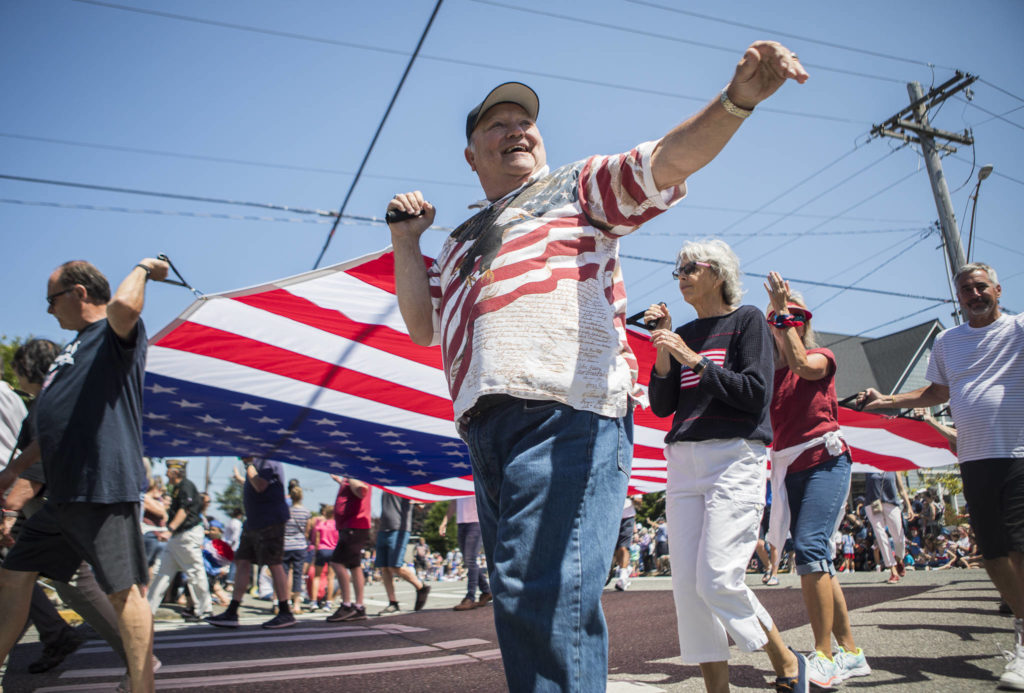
[142,248,956,501]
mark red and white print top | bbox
[428,140,684,420]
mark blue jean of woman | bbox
[784,453,852,576]
[463,397,632,693]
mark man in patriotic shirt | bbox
[388,42,808,691]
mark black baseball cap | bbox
[465,81,539,141]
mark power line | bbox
[977,237,1024,259]
[7,131,935,216]
[642,226,930,238]
[313,0,444,269]
[0,197,457,232]
[812,228,936,309]
[419,55,866,124]
[619,253,953,303]
[625,0,953,70]
[68,0,867,126]
[0,173,337,217]
[468,0,903,85]
[744,164,921,264]
[953,97,1024,133]
[821,301,949,348]
[716,142,867,237]
[731,144,907,247]
[0,198,329,224]
[68,0,407,57]
[979,78,1024,104]
[948,153,1024,187]
[0,132,478,189]
[0,170,932,235]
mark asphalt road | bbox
[2,568,1013,692]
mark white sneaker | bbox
[835,646,870,679]
[1000,645,1024,690]
[805,651,842,689]
[614,576,630,591]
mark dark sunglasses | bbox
[46,287,74,307]
[672,261,711,279]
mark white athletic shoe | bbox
[835,646,871,679]
[1000,645,1024,690]
[805,651,842,689]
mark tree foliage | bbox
[0,335,25,390]
[420,501,455,554]
[215,478,245,519]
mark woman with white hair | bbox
[764,271,869,687]
[646,239,806,693]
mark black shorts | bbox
[617,516,635,550]
[960,458,1024,559]
[3,501,147,594]
[235,523,285,565]
[331,528,370,569]
[314,548,334,567]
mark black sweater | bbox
[648,305,773,445]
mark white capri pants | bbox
[865,502,905,568]
[665,438,774,664]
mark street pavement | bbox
[1,567,1014,692]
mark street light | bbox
[967,164,994,262]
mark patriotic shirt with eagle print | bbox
[427,140,685,420]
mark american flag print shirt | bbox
[428,140,684,420]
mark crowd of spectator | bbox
[138,481,497,618]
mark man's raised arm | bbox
[651,41,809,190]
[387,192,437,346]
[107,257,170,340]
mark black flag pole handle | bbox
[157,254,204,298]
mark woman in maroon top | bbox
[764,271,870,687]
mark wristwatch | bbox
[692,356,711,375]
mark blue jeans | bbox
[457,522,489,599]
[464,398,632,693]
[785,453,851,576]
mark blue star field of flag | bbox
[142,374,471,486]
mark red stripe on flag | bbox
[154,322,454,420]
[838,408,953,450]
[848,447,930,472]
[341,252,430,295]
[381,478,473,499]
[232,289,443,371]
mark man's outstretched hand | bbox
[727,41,809,110]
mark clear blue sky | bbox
[3,0,1022,510]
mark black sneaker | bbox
[340,605,367,622]
[28,629,86,673]
[205,611,240,628]
[182,611,213,623]
[378,602,401,615]
[326,604,356,622]
[262,611,296,629]
[414,585,431,611]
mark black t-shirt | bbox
[169,477,204,533]
[33,318,148,504]
[242,458,289,530]
[16,406,45,487]
[648,305,774,445]
[864,472,899,506]
[379,493,413,532]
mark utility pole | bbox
[871,72,978,283]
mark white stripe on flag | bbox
[185,299,450,398]
[146,347,461,439]
[843,425,957,468]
